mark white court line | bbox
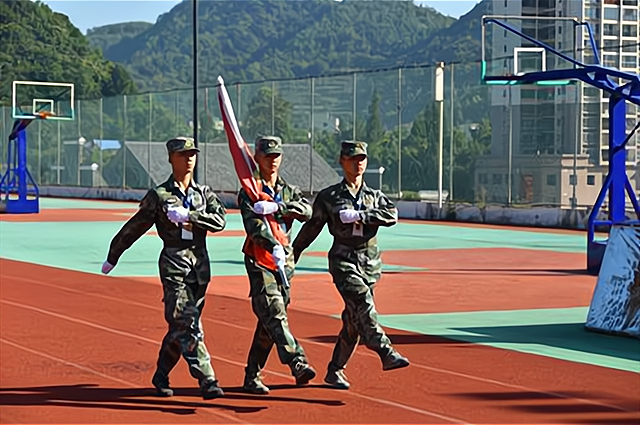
[0,337,249,425]
[8,275,638,414]
[0,297,470,425]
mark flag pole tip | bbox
[217,75,225,86]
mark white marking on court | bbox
[0,336,250,424]
[9,274,639,415]
[1,295,470,424]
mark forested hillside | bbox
[0,0,138,104]
[86,22,154,56]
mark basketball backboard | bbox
[481,16,588,86]
[12,80,75,120]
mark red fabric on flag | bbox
[217,77,289,271]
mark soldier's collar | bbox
[339,178,368,193]
[168,175,197,191]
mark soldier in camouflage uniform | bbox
[101,137,226,400]
[293,141,410,390]
[238,135,317,394]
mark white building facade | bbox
[477,0,640,208]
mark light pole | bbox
[192,0,199,182]
[435,62,445,211]
[378,166,385,191]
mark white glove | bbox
[339,209,362,224]
[167,205,190,224]
[101,260,115,274]
[272,245,286,269]
[253,200,279,215]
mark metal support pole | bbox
[310,77,315,194]
[123,94,127,189]
[148,92,153,187]
[99,97,103,187]
[507,85,513,206]
[271,81,275,135]
[435,62,445,210]
[192,0,199,182]
[352,73,357,141]
[608,95,627,223]
[449,63,454,201]
[398,68,402,197]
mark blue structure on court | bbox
[0,117,41,214]
[1,81,74,214]
[481,16,640,275]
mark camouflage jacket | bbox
[107,175,226,265]
[292,179,397,283]
[238,175,312,271]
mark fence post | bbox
[310,76,315,194]
[397,68,402,197]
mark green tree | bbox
[243,86,293,142]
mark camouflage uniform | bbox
[105,137,226,399]
[238,136,316,394]
[292,141,409,390]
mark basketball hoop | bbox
[36,111,56,119]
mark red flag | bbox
[216,76,289,274]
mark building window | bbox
[622,42,637,52]
[585,7,601,19]
[604,24,619,36]
[622,0,638,5]
[603,39,620,51]
[622,24,638,37]
[492,174,502,185]
[604,8,619,20]
[604,55,619,67]
[479,173,488,184]
[621,55,638,69]
[587,175,596,186]
[622,8,638,21]
[546,174,557,186]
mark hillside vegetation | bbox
[0,0,137,104]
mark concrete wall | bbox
[34,185,626,231]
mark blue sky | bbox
[40,0,481,34]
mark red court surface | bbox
[1,258,639,425]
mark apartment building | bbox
[476,0,640,207]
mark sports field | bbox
[1,197,638,424]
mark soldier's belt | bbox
[163,240,207,249]
[332,238,377,251]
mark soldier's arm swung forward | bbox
[360,191,398,227]
[292,192,328,262]
[106,189,158,267]
[189,186,226,233]
[239,189,279,252]
[279,185,312,222]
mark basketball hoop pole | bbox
[481,16,640,274]
[0,117,40,213]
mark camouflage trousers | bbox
[327,245,393,371]
[155,246,216,385]
[243,255,307,378]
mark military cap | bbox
[340,140,368,157]
[166,137,200,154]
[255,136,283,155]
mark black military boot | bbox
[324,366,350,390]
[151,371,174,397]
[290,358,316,385]
[243,368,270,395]
[382,350,410,371]
[200,378,225,400]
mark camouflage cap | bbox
[340,140,368,157]
[166,137,200,154]
[255,136,283,155]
